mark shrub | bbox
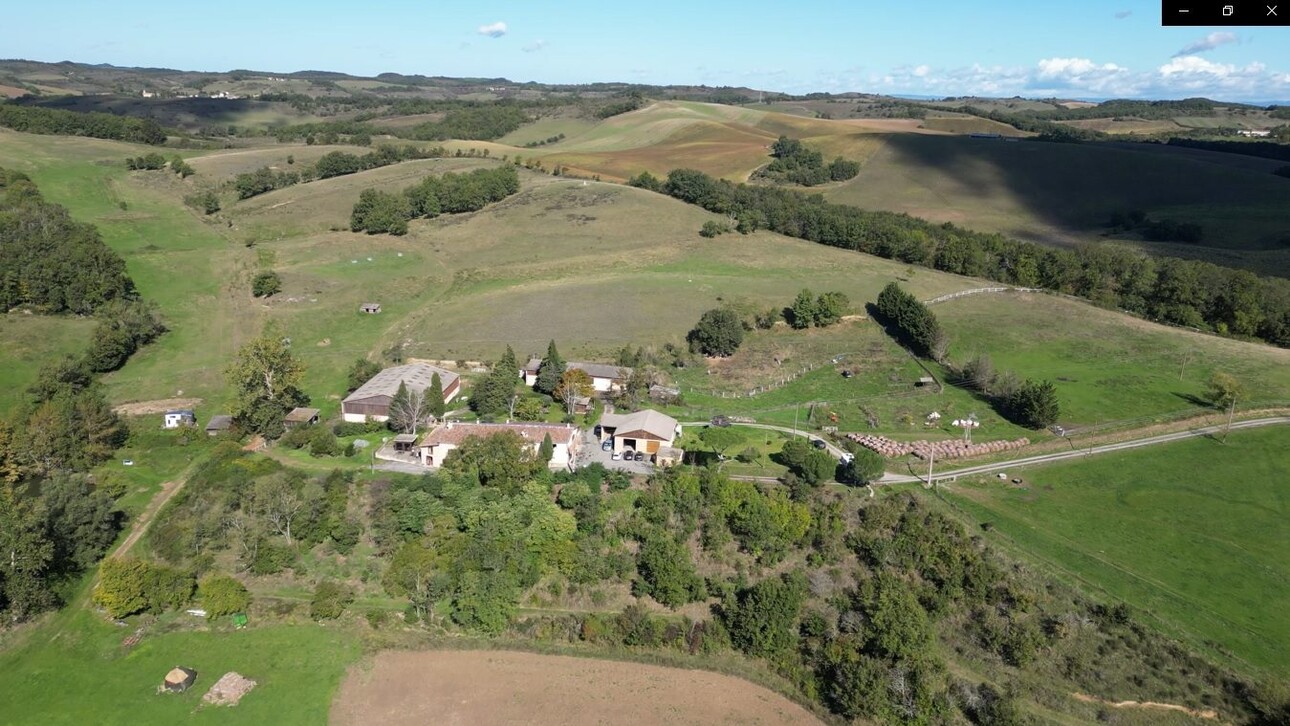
[310,580,355,620]
[199,573,251,617]
[251,270,282,298]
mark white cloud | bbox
[1114,10,1132,19]
[477,21,507,38]
[522,40,547,53]
[1174,32,1239,57]
[855,55,1290,101]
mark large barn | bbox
[598,409,680,457]
[341,363,460,423]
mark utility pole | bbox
[1224,396,1236,443]
[926,448,935,490]
[793,403,799,435]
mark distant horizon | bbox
[10,56,1290,108]
[7,0,1290,104]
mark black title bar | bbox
[1163,1,1290,25]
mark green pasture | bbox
[0,607,361,726]
[945,426,1290,676]
[933,292,1290,427]
[0,314,95,414]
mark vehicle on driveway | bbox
[611,452,621,461]
[594,425,602,437]
[633,451,645,462]
[710,415,731,427]
[601,439,613,451]
[812,439,827,450]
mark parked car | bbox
[611,452,621,461]
[601,439,613,451]
[841,370,853,379]
[633,451,645,462]
[812,439,827,450]
[710,415,731,427]
[593,425,602,437]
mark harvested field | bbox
[330,650,821,726]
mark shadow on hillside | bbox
[16,95,270,131]
[870,133,1290,247]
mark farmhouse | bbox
[520,359,630,393]
[598,409,680,457]
[283,407,320,428]
[205,415,233,436]
[342,363,460,423]
[417,422,581,469]
[163,410,196,429]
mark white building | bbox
[520,359,630,393]
[417,422,581,469]
[163,410,196,429]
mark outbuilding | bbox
[204,415,233,436]
[598,409,680,457]
[360,303,382,314]
[283,407,320,428]
[163,667,197,693]
[163,410,196,429]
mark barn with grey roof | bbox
[342,363,460,423]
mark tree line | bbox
[232,144,449,200]
[754,136,860,187]
[350,164,520,235]
[634,168,1290,347]
[0,103,167,145]
[1151,137,1290,163]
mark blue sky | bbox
[8,0,1290,100]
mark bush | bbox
[687,308,744,357]
[198,573,251,617]
[251,271,282,298]
[250,539,295,575]
[310,580,355,620]
[93,557,195,618]
[183,190,220,214]
[309,426,340,457]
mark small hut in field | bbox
[163,667,197,693]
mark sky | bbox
[7,0,1290,101]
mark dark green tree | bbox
[428,372,446,418]
[538,433,554,463]
[789,289,818,329]
[634,532,706,608]
[687,308,744,357]
[534,340,566,396]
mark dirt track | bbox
[330,650,821,726]
[111,397,202,416]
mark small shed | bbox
[163,666,197,693]
[360,303,382,314]
[392,433,418,453]
[205,415,233,436]
[283,407,320,428]
[915,376,936,387]
[163,410,196,429]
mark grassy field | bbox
[0,314,95,413]
[932,292,1290,427]
[944,426,1290,676]
[0,606,361,726]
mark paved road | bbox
[880,416,1290,484]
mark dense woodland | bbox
[0,169,136,314]
[631,168,1290,347]
[113,432,1284,723]
[0,104,167,145]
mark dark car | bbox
[841,370,853,379]
[812,439,827,450]
[710,415,731,427]
[633,451,645,462]
[593,425,602,437]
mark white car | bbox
[122,459,134,466]
[611,452,621,461]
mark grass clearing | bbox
[933,292,1290,426]
[0,314,95,413]
[0,606,361,726]
[945,426,1290,676]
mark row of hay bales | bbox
[846,433,1029,460]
